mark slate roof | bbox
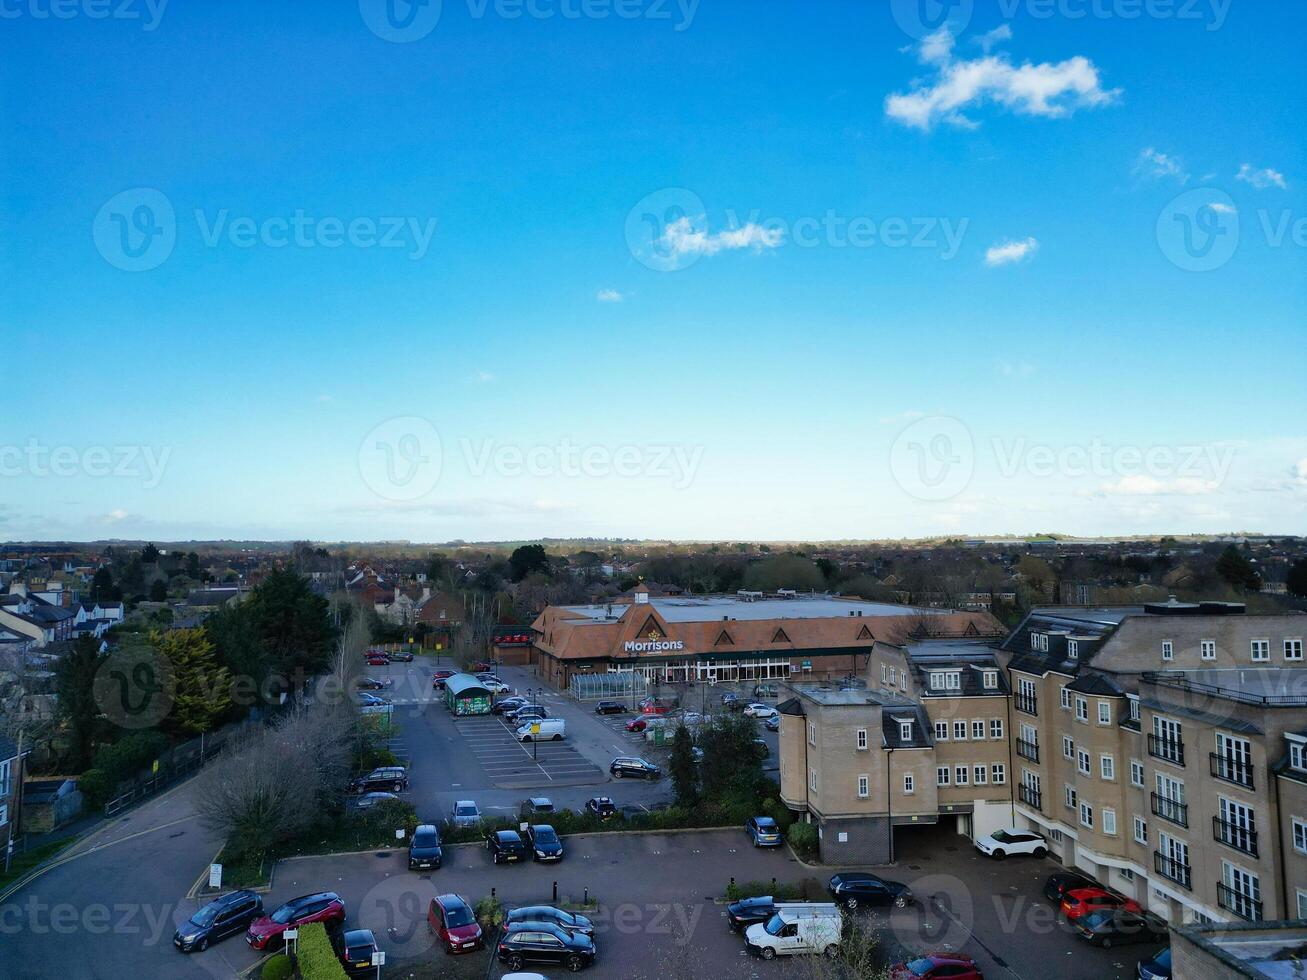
[1066,672,1125,696]
[882,703,932,748]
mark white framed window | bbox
[1065,785,1077,809]
[934,720,948,741]
[1119,868,1134,882]
[983,669,998,689]
[0,803,7,828]
[1298,890,1307,920]
[857,774,869,799]
[1130,760,1144,787]
[1293,818,1307,854]
[1078,750,1091,776]
[809,769,817,792]
[903,772,914,794]
[954,765,969,786]
[953,721,967,741]
[1103,809,1117,836]
[973,765,987,785]
[0,759,10,798]
[1128,695,1140,722]
[1030,632,1040,649]
[991,763,1006,784]
[1061,687,1072,710]
[880,663,888,684]
[1067,640,1079,660]
[1134,816,1148,844]
[990,719,1004,739]
[898,720,913,742]
[1080,802,1094,828]
[900,669,909,689]
[936,766,950,786]
[1063,735,1075,759]
[808,722,817,746]
[1292,741,1306,772]
[1075,696,1088,723]
[857,728,868,750]
[1287,639,1304,661]
[1162,639,1173,661]
[1097,700,1111,725]
[972,720,985,740]
[1252,639,1270,662]
[1101,755,1115,781]
[1201,639,1217,661]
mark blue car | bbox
[1137,947,1171,980]
[746,816,783,847]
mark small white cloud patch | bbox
[985,237,1039,267]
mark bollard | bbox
[771,877,776,892]
[553,881,558,903]
[491,887,496,901]
[730,876,735,890]
[583,887,589,905]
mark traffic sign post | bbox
[372,949,386,979]
[208,863,222,890]
[283,928,298,957]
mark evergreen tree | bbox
[150,628,232,737]
[669,723,699,807]
[1287,558,1307,599]
[1216,545,1262,592]
[55,635,103,768]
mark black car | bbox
[594,700,627,715]
[1137,947,1172,979]
[585,797,618,820]
[339,928,379,975]
[726,896,779,932]
[764,715,781,732]
[828,872,912,910]
[1043,870,1100,904]
[505,905,594,937]
[349,766,408,794]
[408,824,443,871]
[721,693,741,709]
[389,650,414,662]
[525,824,564,862]
[610,756,661,780]
[497,921,596,973]
[357,676,386,691]
[519,797,555,819]
[486,829,529,864]
[173,890,264,952]
[493,696,528,715]
[1076,910,1168,949]
[508,705,549,722]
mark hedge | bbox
[259,953,294,980]
[295,922,347,980]
[787,821,819,862]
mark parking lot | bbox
[453,712,607,788]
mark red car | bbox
[432,669,455,689]
[891,952,984,979]
[625,718,649,733]
[366,654,389,666]
[638,697,674,715]
[1060,887,1142,922]
[428,894,482,954]
[245,892,345,950]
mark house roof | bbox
[882,704,932,748]
[1066,672,1124,696]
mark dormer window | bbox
[1291,740,1307,772]
[930,671,961,691]
[983,670,998,689]
[899,720,913,742]
[1161,640,1173,661]
[1030,632,1040,649]
[1067,640,1079,660]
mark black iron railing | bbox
[1153,851,1192,889]
[1018,783,1042,811]
[1217,882,1263,922]
[1210,753,1255,790]
[1015,693,1038,716]
[1148,733,1185,766]
[1016,738,1040,763]
[1151,791,1188,828]
[1213,816,1259,857]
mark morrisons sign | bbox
[623,639,685,653]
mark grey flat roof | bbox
[559,595,948,625]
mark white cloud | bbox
[1293,458,1307,487]
[885,27,1119,130]
[996,359,1037,378]
[1235,163,1288,190]
[474,371,494,383]
[975,24,1013,54]
[103,509,129,523]
[596,289,624,303]
[1135,147,1189,184]
[985,237,1039,266]
[1097,475,1220,496]
[660,216,783,257]
[1208,202,1237,214]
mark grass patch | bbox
[0,838,77,892]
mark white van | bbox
[516,718,566,742]
[744,904,842,960]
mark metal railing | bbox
[1210,753,1255,790]
[1015,694,1038,716]
[1153,851,1192,890]
[1018,783,1042,811]
[1148,733,1185,766]
[1150,792,1189,828]
[1143,671,1307,707]
[1213,816,1259,857]
[1217,882,1263,922]
[1016,738,1040,763]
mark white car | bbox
[680,711,704,726]
[744,703,778,719]
[451,800,481,828]
[974,827,1048,860]
[483,679,511,693]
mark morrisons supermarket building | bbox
[528,590,1003,690]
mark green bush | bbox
[787,821,819,862]
[296,922,347,980]
[475,894,506,931]
[259,953,294,980]
[725,879,806,901]
[81,730,173,808]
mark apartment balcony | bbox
[1148,733,1185,767]
[1018,784,1042,812]
[1210,753,1256,790]
[1015,693,1038,717]
[1217,882,1263,922]
[1016,738,1040,763]
[1150,791,1189,828]
[1213,816,1259,857]
[1153,851,1192,890]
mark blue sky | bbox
[2,0,1303,542]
